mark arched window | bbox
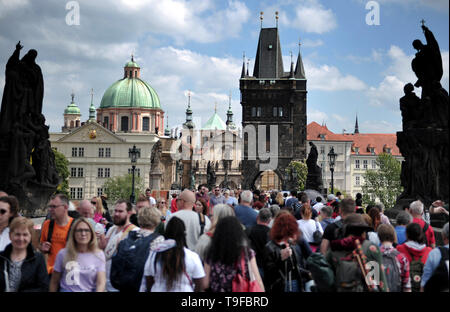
[103,116,109,128]
[70,120,74,128]
[121,116,129,132]
[76,120,80,127]
[134,70,137,77]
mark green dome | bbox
[100,78,161,109]
[64,102,81,115]
[125,60,139,68]
[203,112,226,130]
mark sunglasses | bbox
[91,201,97,205]
[0,209,8,215]
[75,229,91,234]
[160,201,166,204]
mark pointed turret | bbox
[88,88,96,121]
[294,39,306,79]
[164,114,171,136]
[226,92,237,131]
[182,91,195,129]
[354,114,360,134]
[289,51,294,79]
[62,92,81,132]
[241,52,246,78]
[253,27,284,79]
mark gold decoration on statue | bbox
[89,129,97,139]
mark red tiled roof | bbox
[307,122,401,156]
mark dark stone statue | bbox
[0,42,60,217]
[394,25,449,228]
[207,160,216,190]
[305,142,323,192]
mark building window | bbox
[103,116,109,128]
[355,147,360,155]
[143,117,150,131]
[105,148,111,158]
[78,148,84,157]
[386,148,391,154]
[257,107,261,117]
[355,176,360,186]
[72,147,77,157]
[273,107,277,117]
[251,107,256,117]
[70,188,76,199]
[363,160,368,170]
[77,168,84,177]
[70,168,77,177]
[355,160,360,169]
[105,168,110,178]
[121,116,129,132]
[77,188,83,199]
[320,146,325,155]
[372,160,376,169]
[97,188,103,197]
[98,168,104,178]
[128,168,140,177]
[98,148,104,157]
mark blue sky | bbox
[0,0,448,134]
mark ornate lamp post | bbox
[128,145,141,204]
[328,147,337,195]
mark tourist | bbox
[0,217,49,292]
[234,190,258,229]
[77,200,107,236]
[39,193,75,275]
[312,196,324,215]
[98,199,139,292]
[275,192,285,208]
[319,206,335,231]
[396,223,432,292]
[285,190,298,210]
[91,196,112,226]
[375,202,391,225]
[421,222,449,292]
[320,198,356,255]
[170,193,178,213]
[264,211,312,292]
[194,204,235,262]
[157,198,171,220]
[0,191,8,197]
[204,216,264,292]
[429,200,449,216]
[145,188,156,206]
[362,213,381,246]
[50,218,106,292]
[268,204,281,228]
[377,224,411,292]
[224,189,238,207]
[209,186,226,211]
[130,194,151,227]
[395,211,413,245]
[297,203,323,252]
[166,190,210,250]
[246,208,272,278]
[293,192,318,220]
[193,198,209,236]
[144,217,206,292]
[409,200,436,248]
[196,185,210,208]
[0,196,19,252]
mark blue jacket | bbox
[234,204,258,229]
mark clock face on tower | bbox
[89,129,97,139]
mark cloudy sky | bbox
[0,0,448,134]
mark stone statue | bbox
[394,24,449,227]
[305,142,323,192]
[0,43,59,216]
[207,161,216,190]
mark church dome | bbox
[64,94,81,115]
[99,57,161,109]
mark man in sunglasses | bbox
[39,193,75,275]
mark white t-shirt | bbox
[148,197,156,206]
[104,224,140,292]
[143,247,205,292]
[165,210,211,250]
[312,202,324,214]
[297,219,323,243]
[0,227,11,252]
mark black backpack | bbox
[424,247,449,292]
[46,218,75,243]
[110,231,159,292]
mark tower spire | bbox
[183,90,194,129]
[241,52,246,78]
[226,90,236,130]
[260,11,264,28]
[354,114,360,134]
[289,51,294,78]
[89,88,96,121]
[275,11,279,28]
[246,58,250,76]
[71,91,75,103]
[294,37,306,79]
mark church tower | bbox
[240,16,307,190]
[62,92,81,132]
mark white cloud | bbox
[307,108,328,125]
[285,0,337,34]
[347,49,383,64]
[361,120,401,133]
[304,61,367,91]
[302,39,324,48]
[372,0,449,11]
[0,0,29,18]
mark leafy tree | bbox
[103,173,145,203]
[361,153,402,210]
[286,160,308,190]
[53,148,69,197]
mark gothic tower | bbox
[240,26,307,190]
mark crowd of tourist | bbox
[0,186,448,293]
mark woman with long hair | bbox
[297,203,323,252]
[0,217,49,292]
[264,211,312,292]
[367,206,381,231]
[91,196,112,230]
[204,216,265,292]
[275,192,285,208]
[194,204,235,262]
[157,198,171,220]
[49,218,106,292]
[144,217,206,292]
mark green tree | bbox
[361,153,402,210]
[103,173,145,202]
[286,160,308,190]
[53,148,69,197]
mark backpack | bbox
[381,249,402,292]
[408,253,425,292]
[46,218,75,243]
[332,219,345,240]
[330,239,372,292]
[312,221,323,245]
[306,252,335,292]
[424,247,449,292]
[110,231,159,292]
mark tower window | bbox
[121,116,129,132]
[251,107,256,117]
[257,107,261,117]
[273,107,277,117]
[103,116,109,128]
[142,117,150,131]
[278,107,283,117]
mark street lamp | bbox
[328,147,337,195]
[128,145,141,204]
